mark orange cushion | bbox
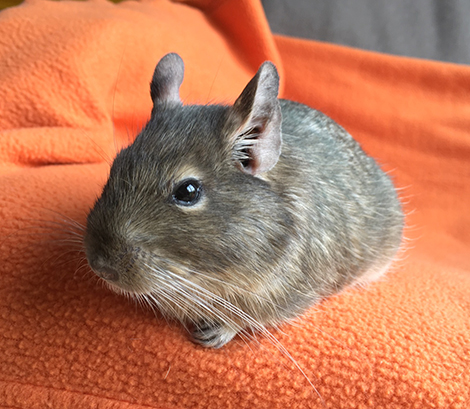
[0,0,468,407]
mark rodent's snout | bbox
[84,224,149,293]
[86,254,119,282]
[92,264,119,282]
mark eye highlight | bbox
[172,178,202,206]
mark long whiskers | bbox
[138,261,324,404]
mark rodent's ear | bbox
[228,61,282,176]
[150,53,184,105]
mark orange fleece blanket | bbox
[0,0,469,408]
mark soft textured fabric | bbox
[0,0,469,408]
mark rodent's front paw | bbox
[191,321,238,349]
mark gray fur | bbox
[85,53,403,348]
[150,53,184,105]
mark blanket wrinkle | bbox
[0,0,469,408]
[173,0,285,82]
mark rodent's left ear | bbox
[227,62,282,176]
[150,53,184,105]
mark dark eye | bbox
[172,178,202,206]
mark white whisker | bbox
[137,261,323,402]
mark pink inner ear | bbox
[230,62,282,176]
[245,111,282,175]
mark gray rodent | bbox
[84,53,403,348]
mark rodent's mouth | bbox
[90,253,238,324]
[99,278,147,296]
[86,243,196,294]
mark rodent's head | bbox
[85,53,291,303]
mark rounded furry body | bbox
[85,54,403,347]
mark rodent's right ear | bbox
[226,61,282,176]
[150,53,184,105]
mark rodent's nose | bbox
[94,265,119,282]
[87,255,120,282]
